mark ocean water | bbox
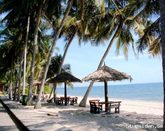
[56,82,163,102]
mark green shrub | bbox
[44,85,51,94]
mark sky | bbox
[55,36,163,87]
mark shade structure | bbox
[33,81,42,94]
[82,65,132,112]
[47,72,81,105]
[33,80,41,86]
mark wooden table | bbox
[60,97,70,105]
[99,101,121,113]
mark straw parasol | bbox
[47,72,81,105]
[33,80,41,94]
[82,64,132,112]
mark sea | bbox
[56,82,163,102]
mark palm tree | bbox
[22,15,30,96]
[159,0,165,129]
[27,0,47,105]
[26,0,65,105]
[17,53,23,101]
[0,35,21,99]
[79,1,135,107]
[35,0,74,109]
[135,18,160,56]
[0,0,28,98]
[0,0,52,103]
[45,0,103,101]
[123,1,164,129]
[122,0,159,56]
[47,28,77,99]
[46,54,72,99]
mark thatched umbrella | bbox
[82,64,132,112]
[33,81,41,94]
[47,72,81,105]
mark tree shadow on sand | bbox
[57,109,163,131]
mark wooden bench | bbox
[89,100,103,114]
[108,101,121,113]
[70,97,78,105]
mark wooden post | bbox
[104,81,108,112]
[64,82,67,105]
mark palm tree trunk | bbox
[14,74,18,101]
[59,31,77,73]
[9,70,13,100]
[79,26,119,107]
[23,15,30,96]
[160,0,165,129]
[27,1,45,105]
[17,54,23,101]
[49,29,77,99]
[9,82,13,100]
[35,0,74,109]
[13,70,18,101]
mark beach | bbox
[0,0,162,130]
[76,96,163,116]
[1,95,163,131]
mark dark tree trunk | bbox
[27,1,45,105]
[160,0,165,129]
[48,30,77,100]
[35,0,74,109]
[23,15,30,96]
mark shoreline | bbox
[56,94,163,116]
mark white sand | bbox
[1,96,163,131]
[60,95,163,116]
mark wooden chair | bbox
[108,101,121,113]
[70,97,78,105]
[89,100,102,114]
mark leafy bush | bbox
[44,85,51,94]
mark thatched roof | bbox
[47,72,81,83]
[82,65,132,82]
[33,80,41,86]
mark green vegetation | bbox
[44,85,51,94]
[0,0,164,129]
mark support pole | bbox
[104,81,108,112]
[64,82,67,106]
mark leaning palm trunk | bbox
[79,26,119,107]
[22,15,30,96]
[35,0,74,109]
[59,31,77,73]
[27,2,44,105]
[49,30,77,100]
[160,0,165,129]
